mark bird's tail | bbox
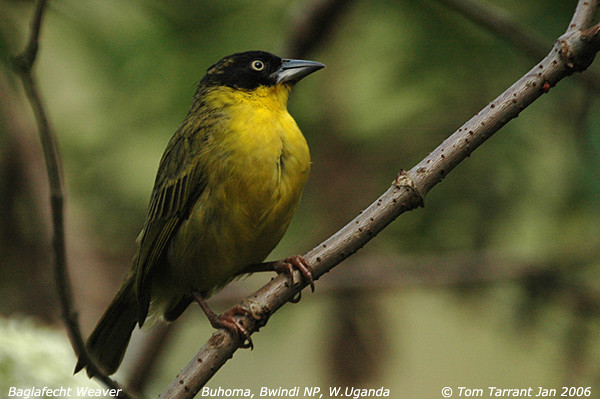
[74,275,138,377]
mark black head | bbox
[200,51,325,90]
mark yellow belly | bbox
[162,85,310,298]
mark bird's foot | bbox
[273,255,315,302]
[211,305,254,349]
[193,293,253,349]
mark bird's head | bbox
[201,51,325,91]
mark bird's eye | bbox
[250,59,265,71]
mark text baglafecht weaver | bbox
[75,51,324,377]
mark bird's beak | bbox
[272,59,325,85]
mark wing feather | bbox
[134,122,207,325]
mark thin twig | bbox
[13,0,47,72]
[434,0,548,59]
[433,0,600,93]
[12,1,134,397]
[161,3,600,398]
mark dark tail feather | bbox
[74,276,138,377]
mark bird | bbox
[75,50,325,377]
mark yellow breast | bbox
[167,84,310,294]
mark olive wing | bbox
[134,131,206,325]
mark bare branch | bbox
[434,0,548,59]
[411,31,600,197]
[434,0,600,93]
[161,4,600,398]
[568,0,599,33]
[13,0,47,73]
[12,1,134,397]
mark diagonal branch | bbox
[434,0,548,59]
[568,0,599,34]
[410,32,600,197]
[161,2,600,398]
[434,0,600,93]
[12,1,134,397]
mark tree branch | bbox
[12,1,134,397]
[434,0,548,59]
[433,0,600,94]
[13,0,46,73]
[568,0,598,34]
[161,2,600,398]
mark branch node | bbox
[393,170,424,208]
[581,23,600,51]
[558,27,600,73]
[240,299,270,326]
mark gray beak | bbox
[272,58,326,85]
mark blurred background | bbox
[1,0,600,397]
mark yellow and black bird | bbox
[75,51,324,376]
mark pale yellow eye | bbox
[250,59,265,71]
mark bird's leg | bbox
[192,292,253,349]
[273,255,315,292]
[243,255,315,302]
